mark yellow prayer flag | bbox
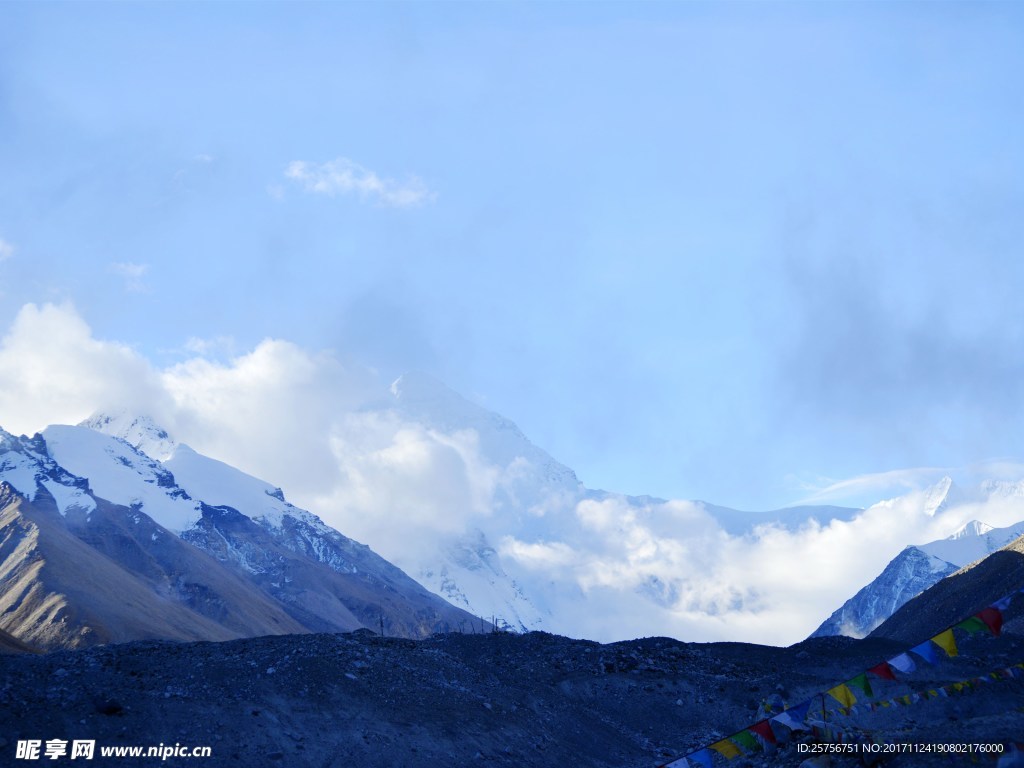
[709,739,742,760]
[826,684,856,708]
[932,629,958,657]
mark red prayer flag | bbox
[749,720,777,745]
[867,662,897,681]
[977,607,1003,636]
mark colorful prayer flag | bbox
[847,673,873,697]
[931,629,958,657]
[976,607,1003,636]
[749,720,777,745]
[731,731,759,753]
[771,699,811,732]
[992,594,1015,611]
[888,653,917,674]
[709,738,742,759]
[910,640,939,664]
[867,662,897,681]
[826,684,856,708]
[956,616,989,634]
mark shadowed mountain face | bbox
[814,502,1024,641]
[0,422,480,651]
[812,547,959,639]
[0,625,37,655]
[870,534,1024,644]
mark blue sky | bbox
[1,1,1023,510]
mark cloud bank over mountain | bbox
[3,302,1024,644]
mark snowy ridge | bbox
[919,518,1024,569]
[0,428,95,515]
[43,424,200,531]
[164,445,296,529]
[80,411,177,462]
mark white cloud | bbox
[285,158,435,207]
[793,466,952,506]
[108,262,149,293]
[161,338,378,499]
[2,303,1024,646]
[495,482,1024,644]
[0,238,14,261]
[182,335,237,359]
[0,303,169,436]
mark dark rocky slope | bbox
[1,627,1020,767]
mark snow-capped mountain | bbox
[813,477,1024,638]
[810,546,958,639]
[361,373,878,640]
[870,527,1024,644]
[0,420,477,649]
[383,372,582,631]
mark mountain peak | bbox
[922,475,958,516]
[949,519,994,540]
[390,371,468,407]
[389,371,579,493]
[80,410,177,461]
[0,425,19,448]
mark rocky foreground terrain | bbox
[1,626,1021,768]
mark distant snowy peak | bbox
[949,519,994,539]
[918,518,1024,568]
[979,478,1024,500]
[390,371,533,451]
[922,475,959,516]
[80,411,177,461]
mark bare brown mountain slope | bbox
[870,532,1024,644]
[0,483,323,650]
